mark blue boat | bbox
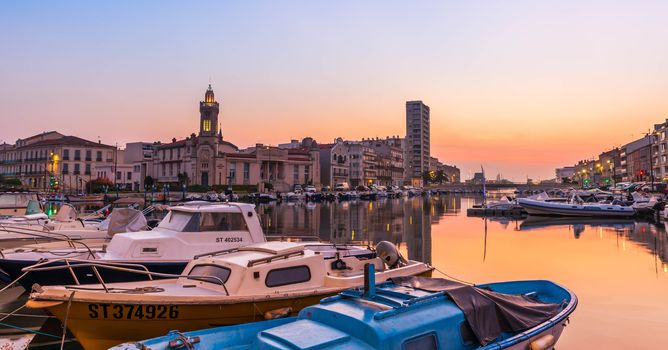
[112,265,577,350]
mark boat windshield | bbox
[157,211,198,231]
[188,264,231,284]
[157,211,249,232]
[199,212,248,232]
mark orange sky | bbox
[1,1,667,180]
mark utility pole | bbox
[113,142,118,190]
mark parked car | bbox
[334,182,350,191]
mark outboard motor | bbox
[375,241,407,269]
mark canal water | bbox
[4,194,668,348]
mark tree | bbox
[422,171,434,185]
[435,170,447,184]
[88,177,114,193]
[144,176,155,189]
[177,172,190,187]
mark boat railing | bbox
[21,258,230,295]
[0,226,98,260]
[246,250,305,267]
[192,247,240,260]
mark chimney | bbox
[172,138,177,143]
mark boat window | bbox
[403,333,438,350]
[157,211,198,231]
[199,212,248,232]
[188,264,231,284]
[265,265,311,287]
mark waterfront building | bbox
[650,120,668,182]
[318,138,350,188]
[145,85,320,192]
[555,166,576,183]
[470,172,485,185]
[360,137,404,187]
[597,148,621,185]
[440,164,461,183]
[0,131,116,192]
[347,142,377,187]
[405,100,430,186]
[623,136,651,182]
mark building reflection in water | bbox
[256,195,462,264]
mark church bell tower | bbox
[199,84,219,137]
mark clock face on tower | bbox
[201,149,210,160]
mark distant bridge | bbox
[433,183,574,191]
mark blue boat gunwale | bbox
[110,279,578,350]
[325,278,578,349]
[477,280,578,349]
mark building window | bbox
[162,164,166,176]
[127,172,132,180]
[96,151,102,161]
[203,119,211,132]
[243,163,250,180]
[304,165,310,182]
[170,149,173,160]
[62,163,69,174]
[74,163,80,175]
[293,165,299,183]
[116,171,122,180]
[228,162,236,182]
[74,150,80,161]
[85,150,91,161]
[85,164,91,175]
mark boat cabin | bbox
[177,241,386,295]
[102,203,266,260]
[0,192,41,218]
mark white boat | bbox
[0,204,112,247]
[0,193,41,218]
[517,197,635,217]
[26,241,432,350]
[0,202,372,288]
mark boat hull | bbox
[518,199,635,217]
[32,268,433,350]
[0,259,187,289]
[38,294,327,350]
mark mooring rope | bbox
[433,266,475,286]
[0,321,61,339]
[0,312,56,319]
[60,291,75,350]
[0,304,26,322]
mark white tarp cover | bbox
[106,208,148,236]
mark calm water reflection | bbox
[17,196,668,348]
[257,195,668,349]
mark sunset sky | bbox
[1,1,667,181]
